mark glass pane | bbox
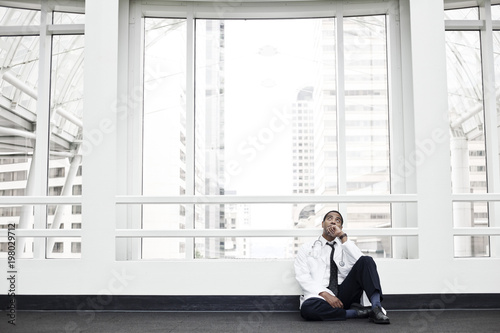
[491,5,500,20]
[446,31,490,257]
[47,204,82,226]
[143,18,186,197]
[0,6,40,25]
[0,203,83,259]
[49,34,84,198]
[446,31,486,196]
[46,237,81,259]
[452,201,489,257]
[53,11,85,24]
[446,33,487,186]
[194,18,332,255]
[194,203,294,230]
[343,16,390,195]
[143,204,186,230]
[454,236,489,257]
[0,36,39,110]
[131,238,186,260]
[444,7,479,20]
[0,205,34,258]
[196,237,291,259]
[46,203,81,259]
[344,203,391,228]
[452,201,488,226]
[143,19,187,249]
[46,34,84,259]
[0,34,39,258]
[196,18,327,197]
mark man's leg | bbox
[300,298,346,321]
[338,255,383,309]
[338,256,390,324]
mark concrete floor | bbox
[1,309,500,333]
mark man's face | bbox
[322,211,343,234]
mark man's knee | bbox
[300,300,323,321]
[301,306,321,321]
[300,298,346,321]
[358,255,376,267]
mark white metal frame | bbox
[0,0,499,296]
[444,0,500,256]
[0,0,85,260]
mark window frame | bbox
[118,0,418,261]
[0,1,85,260]
[444,2,500,257]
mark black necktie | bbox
[326,242,338,295]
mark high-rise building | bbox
[291,87,317,254]
[195,19,227,258]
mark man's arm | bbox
[294,244,344,308]
[328,225,363,263]
[294,244,328,296]
[341,238,364,263]
[319,292,344,308]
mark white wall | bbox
[1,0,499,297]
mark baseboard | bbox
[1,294,499,311]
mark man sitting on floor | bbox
[294,210,390,324]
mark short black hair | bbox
[322,210,344,225]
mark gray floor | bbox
[1,309,499,333]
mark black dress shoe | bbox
[349,303,372,319]
[369,306,390,324]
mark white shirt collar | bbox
[321,235,342,246]
[321,235,338,246]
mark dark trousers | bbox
[300,256,383,321]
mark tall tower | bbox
[292,86,315,196]
[292,87,317,254]
[196,19,227,258]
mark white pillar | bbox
[391,0,418,259]
[82,0,120,268]
[32,2,52,259]
[409,0,454,280]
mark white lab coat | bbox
[294,235,364,308]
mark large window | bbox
[445,4,500,257]
[137,12,401,260]
[0,6,84,259]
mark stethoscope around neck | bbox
[311,236,345,266]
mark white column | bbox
[390,0,418,259]
[82,0,120,267]
[32,1,52,259]
[335,3,347,216]
[409,0,454,274]
[185,6,196,260]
